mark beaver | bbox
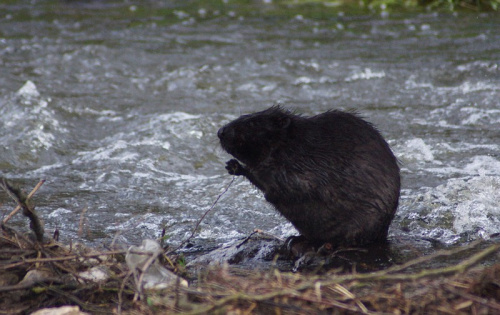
[217,106,400,248]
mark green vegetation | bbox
[285,0,499,11]
[148,0,499,26]
[3,0,496,33]
[170,0,499,21]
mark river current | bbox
[1,1,499,254]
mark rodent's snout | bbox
[218,125,234,140]
[217,126,225,139]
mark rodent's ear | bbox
[276,116,291,129]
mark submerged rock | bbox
[187,232,283,268]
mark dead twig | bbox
[43,283,109,314]
[117,270,134,315]
[1,223,35,248]
[445,285,500,311]
[3,179,45,223]
[132,250,159,301]
[78,207,88,238]
[0,178,45,242]
[0,249,126,270]
[382,239,484,275]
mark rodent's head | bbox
[218,106,292,168]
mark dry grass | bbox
[144,242,500,314]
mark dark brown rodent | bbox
[218,106,400,247]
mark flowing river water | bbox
[1,1,499,261]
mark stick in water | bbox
[166,177,235,255]
[3,179,46,223]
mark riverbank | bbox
[1,178,500,314]
[2,224,500,314]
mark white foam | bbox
[31,162,65,174]
[458,81,499,94]
[451,175,500,236]
[135,138,171,150]
[27,127,55,148]
[297,59,320,71]
[404,75,433,89]
[401,172,500,244]
[457,61,498,72]
[270,221,297,239]
[463,156,500,176]
[437,142,498,153]
[460,107,500,125]
[396,138,435,162]
[16,80,40,98]
[237,82,258,92]
[428,80,500,97]
[345,68,385,82]
[48,207,72,218]
[75,140,136,163]
[1,81,66,151]
[294,76,313,85]
[153,112,204,140]
[197,228,243,240]
[156,112,200,123]
[426,156,500,177]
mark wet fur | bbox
[218,106,400,247]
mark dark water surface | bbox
[1,1,499,257]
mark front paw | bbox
[226,159,244,176]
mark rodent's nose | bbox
[217,126,225,139]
